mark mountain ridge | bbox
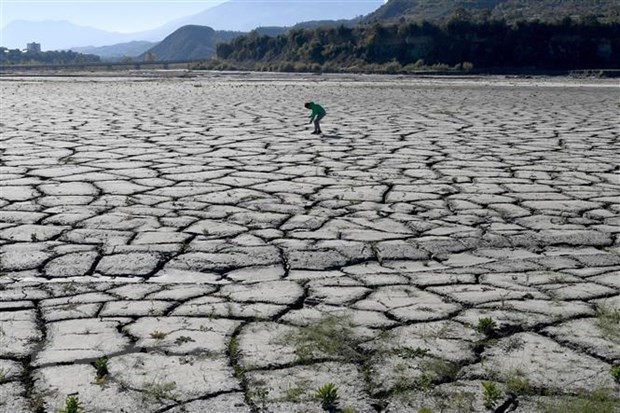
[0,0,384,50]
[365,0,620,24]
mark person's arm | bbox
[309,107,317,123]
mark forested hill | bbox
[214,19,620,72]
[139,25,243,61]
[366,0,620,24]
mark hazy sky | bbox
[0,0,227,32]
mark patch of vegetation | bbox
[29,392,48,413]
[174,336,195,345]
[481,381,503,410]
[143,380,177,403]
[432,390,476,412]
[213,18,620,73]
[284,315,360,363]
[248,379,269,409]
[505,369,532,396]
[501,336,525,352]
[150,330,167,340]
[228,336,244,380]
[316,383,339,412]
[285,386,305,402]
[611,365,620,383]
[420,358,460,383]
[476,317,497,338]
[58,395,84,413]
[595,303,620,340]
[94,357,108,384]
[537,389,620,413]
[395,346,430,359]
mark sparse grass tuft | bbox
[58,395,84,413]
[316,382,339,411]
[611,365,620,383]
[395,346,430,359]
[143,380,177,402]
[537,389,620,413]
[420,357,460,383]
[476,317,497,338]
[174,336,195,345]
[285,386,305,402]
[481,381,502,410]
[284,315,360,363]
[595,303,620,340]
[150,330,167,340]
[94,357,108,384]
[248,379,269,408]
[505,369,532,396]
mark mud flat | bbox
[0,73,618,412]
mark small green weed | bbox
[94,357,108,384]
[418,408,434,413]
[595,304,620,340]
[150,330,167,340]
[58,395,84,413]
[285,386,305,402]
[481,381,502,410]
[611,365,620,383]
[284,315,360,363]
[420,357,460,383]
[249,380,269,408]
[476,317,497,338]
[505,370,532,396]
[316,383,339,411]
[143,380,177,402]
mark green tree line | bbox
[0,48,101,65]
[215,18,620,71]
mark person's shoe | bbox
[317,130,322,134]
[311,130,319,134]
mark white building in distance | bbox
[27,43,41,53]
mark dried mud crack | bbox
[0,72,618,412]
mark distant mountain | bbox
[1,0,384,51]
[139,25,219,61]
[0,20,136,50]
[171,0,385,31]
[365,0,620,24]
[72,41,156,60]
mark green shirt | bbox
[309,103,326,121]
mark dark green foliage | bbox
[476,317,497,338]
[215,19,620,71]
[94,357,108,381]
[58,395,84,413]
[0,48,100,65]
[365,0,620,25]
[481,381,502,409]
[316,383,340,411]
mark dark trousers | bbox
[314,114,324,132]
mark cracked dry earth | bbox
[0,73,619,413]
